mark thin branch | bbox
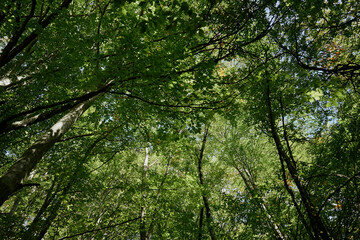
[0,81,113,133]
[57,133,95,142]
[0,0,74,69]
[318,170,360,215]
[18,183,41,189]
[108,91,236,111]
[59,217,141,239]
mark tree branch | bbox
[59,217,141,239]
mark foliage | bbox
[0,0,359,239]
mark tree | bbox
[1,0,359,239]
[0,0,226,205]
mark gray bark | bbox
[0,93,102,206]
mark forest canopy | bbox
[0,0,359,239]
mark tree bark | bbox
[34,182,72,240]
[0,93,102,206]
[140,147,149,240]
[198,207,204,240]
[197,126,217,240]
[0,0,73,69]
[234,165,288,240]
[23,179,59,239]
[145,156,172,239]
[0,83,110,134]
[265,81,331,240]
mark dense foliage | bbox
[0,0,359,239]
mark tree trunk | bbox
[198,207,204,240]
[23,179,59,239]
[234,165,288,240]
[0,93,102,206]
[197,126,217,240]
[34,182,72,240]
[146,156,172,239]
[0,0,73,70]
[140,147,149,240]
[0,82,110,134]
[265,82,331,240]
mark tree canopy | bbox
[0,0,359,239]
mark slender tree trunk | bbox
[23,179,59,239]
[146,156,172,239]
[234,166,288,240]
[198,207,204,240]
[197,126,217,240]
[29,135,108,239]
[202,196,217,240]
[265,81,331,240]
[34,182,71,240]
[0,0,73,70]
[0,93,103,206]
[140,147,149,240]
